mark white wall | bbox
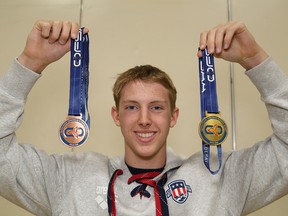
[0,0,287,215]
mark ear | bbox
[170,107,179,128]
[111,106,120,127]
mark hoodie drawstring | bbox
[107,169,123,216]
[107,169,169,216]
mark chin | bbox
[136,146,165,160]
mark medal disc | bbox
[198,114,228,146]
[59,116,89,147]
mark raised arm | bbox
[198,21,288,214]
[0,20,88,215]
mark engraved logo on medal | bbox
[199,113,228,146]
[59,116,89,147]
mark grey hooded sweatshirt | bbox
[0,57,288,216]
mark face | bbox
[111,80,179,168]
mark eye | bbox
[151,106,164,111]
[125,105,138,110]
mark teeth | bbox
[137,132,154,138]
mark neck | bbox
[125,159,166,170]
[126,163,165,175]
[125,148,166,169]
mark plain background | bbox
[0,0,287,215]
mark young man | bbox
[0,20,287,215]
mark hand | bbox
[18,20,89,74]
[197,21,268,70]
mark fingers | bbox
[48,21,65,44]
[198,21,246,55]
[34,20,84,45]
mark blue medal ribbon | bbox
[198,48,223,174]
[59,28,90,147]
[68,27,90,127]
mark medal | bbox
[59,28,90,148]
[198,48,228,174]
[59,116,89,147]
[199,112,228,146]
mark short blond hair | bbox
[113,65,177,111]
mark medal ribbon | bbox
[198,48,222,174]
[68,28,90,127]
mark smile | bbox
[137,132,155,138]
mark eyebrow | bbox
[121,99,169,106]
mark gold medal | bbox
[198,112,228,146]
[59,115,89,147]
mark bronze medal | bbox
[59,116,89,147]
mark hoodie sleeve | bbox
[0,59,111,216]
[244,57,288,213]
[220,57,288,215]
[0,60,55,215]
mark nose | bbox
[138,108,152,127]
